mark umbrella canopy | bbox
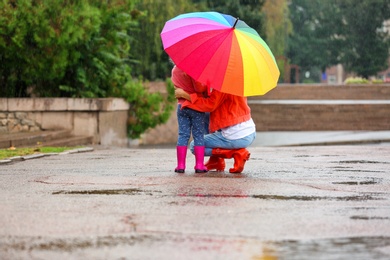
[161,11,280,97]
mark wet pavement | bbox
[253,131,390,147]
[1,142,390,259]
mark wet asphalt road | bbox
[1,145,390,259]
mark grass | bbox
[0,146,83,160]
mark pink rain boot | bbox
[175,146,187,173]
[194,146,208,173]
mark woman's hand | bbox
[175,88,191,101]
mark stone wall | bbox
[0,112,41,133]
[0,98,130,147]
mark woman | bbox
[175,87,256,173]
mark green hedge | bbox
[0,0,174,139]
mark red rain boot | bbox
[230,148,250,173]
[205,155,225,171]
[194,146,208,173]
[212,148,250,173]
[175,146,187,173]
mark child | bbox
[171,65,208,173]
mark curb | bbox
[0,147,94,165]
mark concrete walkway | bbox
[1,141,390,259]
[253,131,390,147]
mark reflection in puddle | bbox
[250,194,381,201]
[332,180,379,185]
[184,194,380,201]
[52,189,383,202]
[175,194,381,202]
[52,188,156,195]
[1,234,155,251]
[192,171,246,178]
[273,236,390,260]
[337,160,389,164]
[334,169,384,173]
[350,215,390,220]
[3,235,389,259]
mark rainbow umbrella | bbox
[161,11,280,97]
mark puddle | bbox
[273,236,390,260]
[350,215,390,220]
[52,188,156,195]
[337,160,389,164]
[2,235,389,259]
[332,180,379,185]
[249,157,265,161]
[53,188,383,202]
[334,169,384,173]
[250,194,382,201]
[0,235,155,252]
[177,194,382,201]
[191,172,246,178]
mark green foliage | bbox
[288,0,390,79]
[263,0,291,57]
[287,0,341,73]
[262,0,291,83]
[0,146,82,160]
[344,77,369,84]
[371,79,385,84]
[59,1,138,98]
[120,79,175,139]
[0,0,102,97]
[205,0,266,38]
[338,0,390,78]
[132,0,201,81]
[0,0,143,97]
[0,0,175,139]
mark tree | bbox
[287,1,341,73]
[205,0,266,38]
[0,0,175,139]
[263,0,291,56]
[60,0,139,98]
[262,0,292,82]
[131,0,200,81]
[0,0,102,97]
[287,0,390,80]
[338,0,390,78]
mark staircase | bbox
[0,130,94,149]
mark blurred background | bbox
[1,0,389,147]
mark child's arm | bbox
[192,79,208,94]
[176,88,225,113]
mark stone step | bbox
[36,135,94,148]
[0,130,93,149]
